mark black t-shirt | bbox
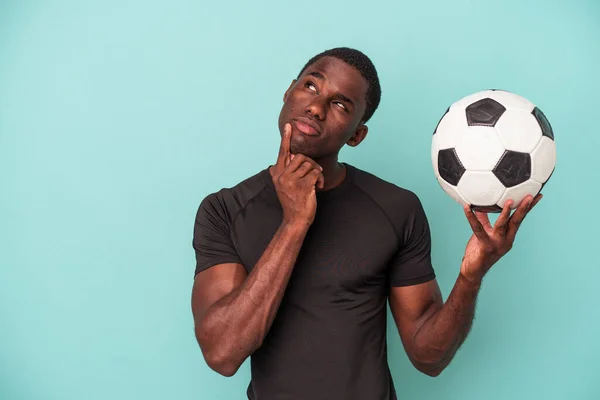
[193,163,436,400]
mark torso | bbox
[194,163,435,400]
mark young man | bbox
[191,47,541,400]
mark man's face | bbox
[277,56,369,160]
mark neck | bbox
[269,155,347,192]
[314,157,346,192]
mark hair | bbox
[297,47,381,123]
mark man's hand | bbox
[460,193,543,284]
[271,123,325,226]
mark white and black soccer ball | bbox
[431,89,556,212]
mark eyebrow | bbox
[334,92,354,106]
[308,71,325,81]
[306,71,355,106]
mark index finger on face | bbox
[277,123,292,168]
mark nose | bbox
[305,97,326,121]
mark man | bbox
[191,47,541,400]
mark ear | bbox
[283,79,297,102]
[346,124,368,147]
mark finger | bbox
[317,174,325,190]
[475,211,492,231]
[276,123,292,168]
[464,204,491,243]
[494,200,513,237]
[308,168,325,189]
[506,195,533,241]
[296,161,317,177]
[519,193,543,222]
[285,153,307,172]
[529,193,543,210]
[287,154,321,174]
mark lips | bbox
[292,117,321,136]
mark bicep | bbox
[389,279,443,347]
[191,263,247,320]
[192,193,247,316]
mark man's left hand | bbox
[459,193,543,284]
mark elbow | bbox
[416,363,445,377]
[195,325,243,377]
[204,352,241,377]
[409,353,448,377]
[200,340,243,377]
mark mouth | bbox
[292,117,321,136]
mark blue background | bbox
[1,1,599,399]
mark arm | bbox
[389,275,480,377]
[191,123,325,377]
[390,194,542,377]
[192,220,309,377]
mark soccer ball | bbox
[431,89,556,212]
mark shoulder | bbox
[197,167,273,222]
[349,164,428,236]
[350,164,424,211]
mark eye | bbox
[305,81,317,92]
[334,101,347,111]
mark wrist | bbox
[281,219,312,233]
[458,270,483,290]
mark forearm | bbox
[197,221,309,374]
[412,272,481,374]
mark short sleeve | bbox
[388,193,436,287]
[192,193,243,276]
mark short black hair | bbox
[297,47,381,123]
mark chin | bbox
[291,140,317,158]
[289,129,332,160]
[294,149,325,161]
